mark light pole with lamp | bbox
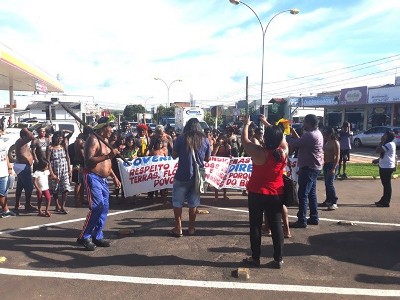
[229,0,299,118]
[137,96,154,112]
[154,78,182,107]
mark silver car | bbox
[352,126,400,147]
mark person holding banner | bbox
[241,116,287,269]
[77,117,121,251]
[170,118,211,237]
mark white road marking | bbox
[0,203,162,235]
[0,268,398,297]
[201,205,400,227]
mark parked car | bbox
[352,126,400,147]
[1,120,80,162]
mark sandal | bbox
[60,209,69,214]
[168,229,183,238]
[242,256,260,267]
[44,212,51,217]
[187,228,196,236]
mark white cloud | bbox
[0,0,399,109]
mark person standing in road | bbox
[288,114,324,228]
[374,130,396,207]
[0,137,16,218]
[0,115,5,132]
[32,125,51,171]
[14,128,36,212]
[320,127,340,210]
[338,121,352,179]
[241,116,287,268]
[47,131,72,214]
[170,118,211,237]
[77,117,121,251]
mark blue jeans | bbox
[297,167,321,225]
[323,163,338,205]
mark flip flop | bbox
[60,209,69,214]
[187,228,196,236]
[168,229,183,238]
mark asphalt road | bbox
[1,180,400,299]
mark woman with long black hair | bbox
[375,130,396,207]
[241,116,287,268]
[170,118,211,237]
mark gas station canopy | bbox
[0,44,64,93]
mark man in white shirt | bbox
[0,139,16,217]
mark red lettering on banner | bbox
[154,177,174,187]
[228,173,250,180]
[239,179,247,187]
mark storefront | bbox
[288,85,400,131]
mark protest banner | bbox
[118,156,178,197]
[118,156,299,197]
[222,157,252,190]
[204,156,231,189]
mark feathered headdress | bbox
[136,124,148,131]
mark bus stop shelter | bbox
[0,43,64,121]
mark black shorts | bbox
[340,150,350,162]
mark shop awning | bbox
[0,44,64,93]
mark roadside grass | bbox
[344,163,399,177]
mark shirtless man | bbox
[72,127,90,207]
[14,128,36,212]
[77,117,120,251]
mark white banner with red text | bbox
[117,156,298,198]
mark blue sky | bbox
[0,0,399,109]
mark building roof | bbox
[26,101,80,110]
[0,44,64,93]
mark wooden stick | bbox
[59,103,130,165]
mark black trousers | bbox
[248,192,284,262]
[379,167,395,205]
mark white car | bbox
[1,120,80,162]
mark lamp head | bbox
[154,77,160,80]
[229,0,240,5]
[290,9,300,15]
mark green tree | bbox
[204,111,222,128]
[154,105,176,123]
[123,104,145,121]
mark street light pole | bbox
[229,0,299,113]
[138,96,154,112]
[154,78,182,107]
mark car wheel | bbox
[8,145,17,163]
[353,138,362,148]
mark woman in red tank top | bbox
[241,116,287,269]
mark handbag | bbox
[192,149,207,194]
[283,174,298,207]
[283,158,299,207]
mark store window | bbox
[367,106,391,128]
[345,108,364,131]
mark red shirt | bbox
[247,149,285,195]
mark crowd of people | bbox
[0,113,397,268]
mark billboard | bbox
[339,86,368,105]
[368,86,400,104]
[302,96,336,107]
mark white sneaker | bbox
[328,204,338,210]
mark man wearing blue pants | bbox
[77,117,120,251]
[288,114,324,228]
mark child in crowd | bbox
[150,137,168,202]
[33,160,51,217]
